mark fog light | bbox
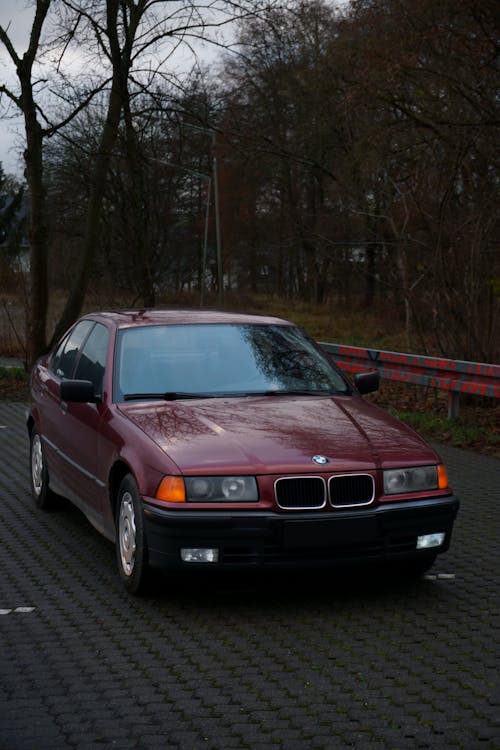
[416,533,445,550]
[180,548,219,563]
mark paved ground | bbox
[0,401,498,750]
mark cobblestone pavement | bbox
[0,402,498,750]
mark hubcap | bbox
[118,492,136,577]
[31,434,44,496]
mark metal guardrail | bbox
[321,342,500,418]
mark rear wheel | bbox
[30,429,57,509]
[115,474,151,595]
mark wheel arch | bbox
[26,413,35,436]
[108,461,134,520]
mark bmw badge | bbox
[312,455,329,465]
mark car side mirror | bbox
[60,379,100,403]
[354,372,380,395]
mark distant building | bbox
[0,192,29,271]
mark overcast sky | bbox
[0,1,34,177]
[0,1,345,181]
[0,0,227,179]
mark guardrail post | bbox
[448,392,460,420]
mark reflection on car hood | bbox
[117,395,439,474]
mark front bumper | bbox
[142,494,459,571]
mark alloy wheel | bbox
[118,492,137,576]
[31,433,44,497]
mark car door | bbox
[60,322,110,519]
[39,319,95,490]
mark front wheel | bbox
[30,429,57,509]
[115,474,151,595]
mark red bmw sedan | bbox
[28,310,459,594]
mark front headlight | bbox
[185,476,258,502]
[383,465,441,495]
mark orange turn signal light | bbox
[156,476,186,503]
[437,464,449,490]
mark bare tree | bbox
[1,1,59,362]
[341,0,499,359]
[219,0,344,302]
[0,0,109,361]
[1,0,280,361]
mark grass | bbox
[391,411,494,448]
[369,381,500,458]
[226,293,410,352]
[0,366,29,400]
[397,409,499,455]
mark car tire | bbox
[30,428,57,509]
[115,474,151,595]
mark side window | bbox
[74,323,109,395]
[50,320,94,379]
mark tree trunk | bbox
[51,77,123,345]
[0,0,52,364]
[50,0,128,344]
[23,97,49,363]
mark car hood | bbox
[117,395,439,475]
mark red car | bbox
[28,310,459,594]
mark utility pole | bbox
[182,124,223,306]
[200,175,211,307]
[162,124,223,306]
[211,131,223,307]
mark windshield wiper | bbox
[270,389,337,396]
[123,389,341,401]
[123,392,215,401]
[240,389,339,397]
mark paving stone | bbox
[0,405,499,750]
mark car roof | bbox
[84,309,294,329]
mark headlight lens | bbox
[185,476,258,502]
[383,465,438,495]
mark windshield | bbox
[114,323,349,401]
